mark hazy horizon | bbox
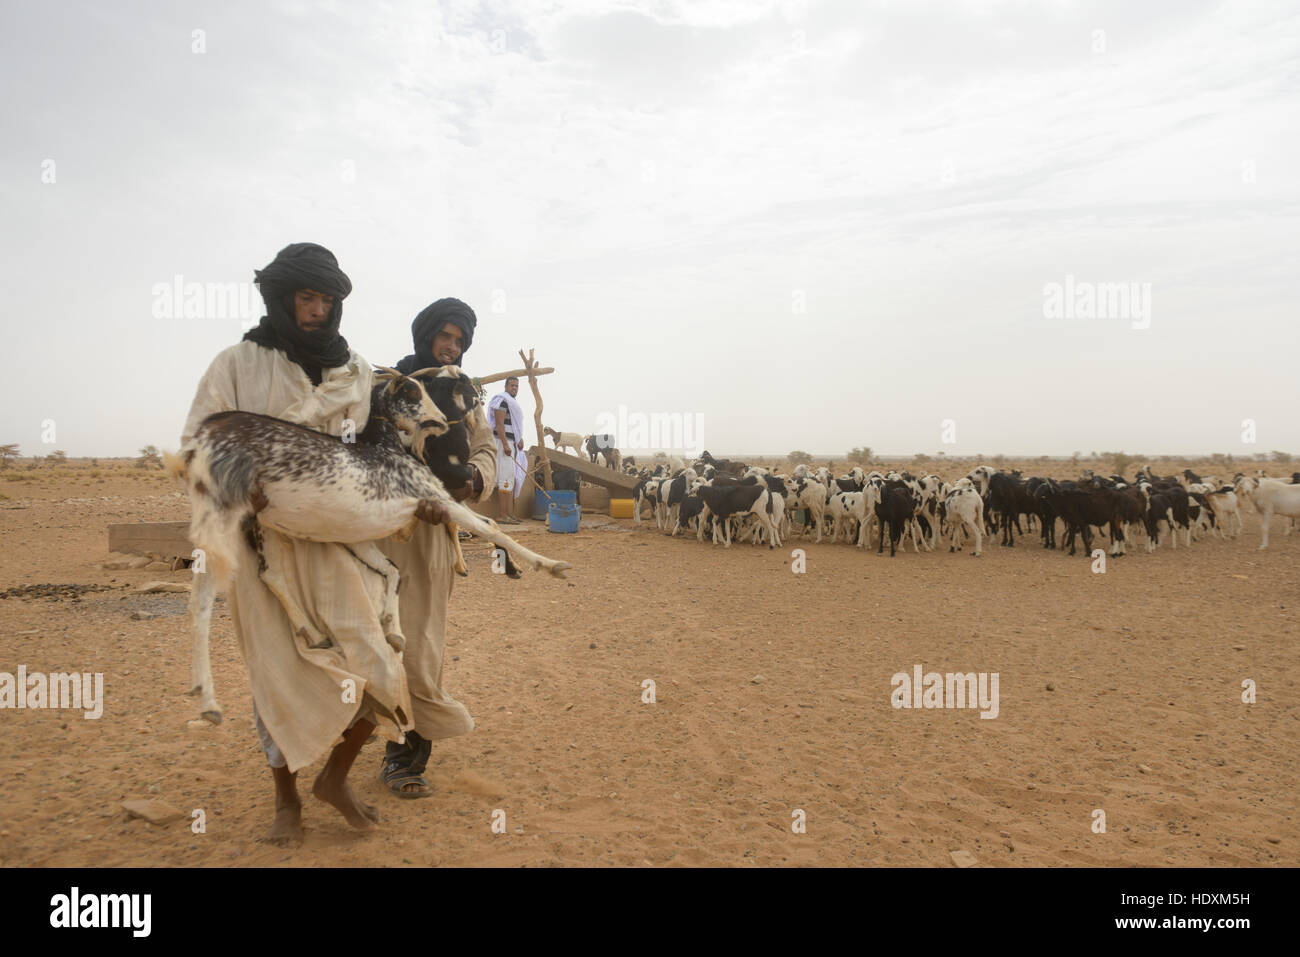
[4,0,1297,458]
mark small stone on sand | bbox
[121,799,184,825]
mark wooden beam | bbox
[473,367,554,389]
[530,446,639,493]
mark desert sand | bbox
[0,463,1296,867]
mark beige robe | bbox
[181,341,411,773]
[377,393,498,739]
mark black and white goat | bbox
[408,367,498,576]
[165,368,572,725]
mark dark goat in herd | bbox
[632,459,1278,560]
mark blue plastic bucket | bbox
[534,488,577,521]
[547,502,580,533]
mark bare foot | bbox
[312,771,380,830]
[268,801,302,845]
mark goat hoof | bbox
[506,567,522,580]
[385,632,406,654]
[200,710,223,725]
[548,561,572,579]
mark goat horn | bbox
[407,366,452,379]
[372,365,413,395]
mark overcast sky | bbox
[3,0,1297,459]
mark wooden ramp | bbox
[529,446,638,494]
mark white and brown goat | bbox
[165,367,571,725]
[542,427,583,455]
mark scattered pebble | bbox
[750,675,765,684]
[121,799,184,825]
[130,611,156,621]
[1046,682,1055,691]
[949,849,978,868]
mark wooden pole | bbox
[473,367,554,390]
[518,348,553,492]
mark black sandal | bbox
[379,757,432,799]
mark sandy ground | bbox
[0,467,1296,867]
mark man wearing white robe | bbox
[181,243,418,842]
[487,377,528,523]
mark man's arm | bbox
[494,408,511,453]
[465,403,498,504]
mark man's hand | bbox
[449,466,482,503]
[414,498,449,525]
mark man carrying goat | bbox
[180,242,422,843]
[378,298,500,798]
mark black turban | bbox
[242,242,353,385]
[397,298,477,374]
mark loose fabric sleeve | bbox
[180,347,240,446]
[467,402,497,503]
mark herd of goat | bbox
[613,452,1300,557]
